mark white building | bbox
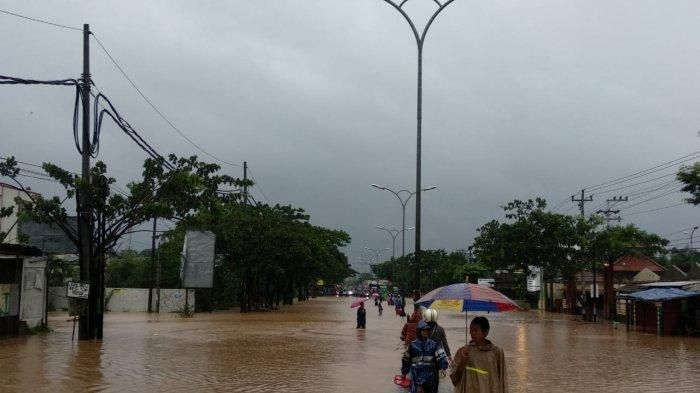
[0,182,36,244]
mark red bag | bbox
[394,375,411,388]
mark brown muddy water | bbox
[1,297,698,392]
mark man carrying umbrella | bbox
[356,302,366,329]
[450,317,508,393]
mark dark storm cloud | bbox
[2,1,700,269]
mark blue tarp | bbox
[618,287,700,302]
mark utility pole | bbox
[148,217,157,312]
[572,189,594,321]
[597,196,626,320]
[78,23,94,340]
[571,189,593,217]
[596,196,626,228]
[243,161,249,204]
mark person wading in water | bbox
[356,302,367,329]
[450,316,508,393]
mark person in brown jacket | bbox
[450,316,508,393]
[400,311,422,347]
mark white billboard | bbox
[527,266,541,292]
[180,230,216,288]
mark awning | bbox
[618,287,700,302]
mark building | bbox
[0,243,47,335]
[573,254,668,319]
[618,281,700,335]
[0,182,37,244]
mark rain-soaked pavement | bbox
[1,296,699,392]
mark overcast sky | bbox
[2,0,700,270]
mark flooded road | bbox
[1,297,698,392]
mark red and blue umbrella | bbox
[416,283,521,341]
[416,283,520,312]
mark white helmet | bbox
[423,308,438,323]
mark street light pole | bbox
[380,0,454,291]
[371,184,436,257]
[375,226,415,259]
[365,247,390,265]
[685,226,699,265]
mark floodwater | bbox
[1,297,698,392]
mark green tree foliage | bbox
[471,198,668,305]
[660,248,700,272]
[0,155,248,267]
[105,250,150,288]
[587,224,668,263]
[158,202,353,311]
[473,199,587,282]
[678,163,700,205]
[372,250,490,294]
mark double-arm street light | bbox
[684,226,699,263]
[375,225,415,259]
[364,246,390,265]
[371,184,436,258]
[380,0,455,291]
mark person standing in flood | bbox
[401,320,449,393]
[423,308,452,392]
[400,311,421,347]
[450,316,508,393]
[356,302,367,329]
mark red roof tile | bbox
[613,255,666,273]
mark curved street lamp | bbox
[375,225,414,259]
[371,184,436,258]
[379,0,455,291]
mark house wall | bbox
[633,301,683,335]
[49,287,194,313]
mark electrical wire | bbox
[0,8,82,31]
[622,202,686,217]
[585,151,700,192]
[662,227,699,237]
[90,33,241,168]
[247,169,271,204]
[92,92,175,170]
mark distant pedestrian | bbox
[400,311,421,347]
[450,316,508,393]
[356,302,367,329]
[378,301,384,315]
[395,295,403,316]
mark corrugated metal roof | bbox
[613,255,666,272]
[618,287,700,302]
[640,281,700,287]
[0,243,43,257]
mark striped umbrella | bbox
[416,283,521,341]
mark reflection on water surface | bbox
[1,297,698,392]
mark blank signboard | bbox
[180,230,216,288]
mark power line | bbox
[0,8,82,32]
[90,33,242,168]
[549,196,571,212]
[622,202,687,217]
[663,226,698,237]
[247,168,270,204]
[598,181,679,211]
[585,151,700,192]
[618,189,681,212]
[1,155,130,197]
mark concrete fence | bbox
[49,287,194,313]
